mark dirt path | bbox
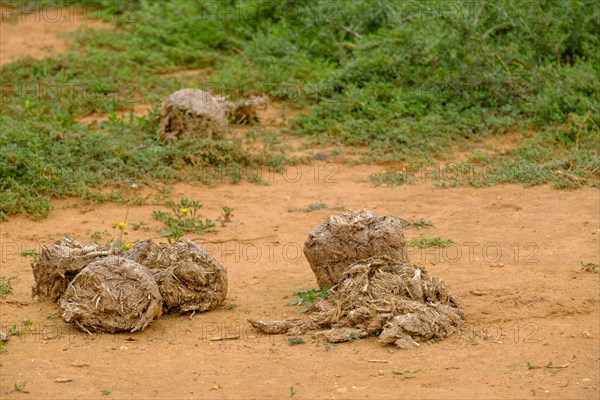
[1,164,598,399]
[0,6,111,65]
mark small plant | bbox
[393,369,421,379]
[344,332,361,342]
[19,249,38,257]
[130,221,149,231]
[7,324,22,336]
[153,197,215,242]
[369,170,410,187]
[100,389,111,396]
[217,206,235,227]
[288,286,330,313]
[288,337,306,346]
[13,381,29,393]
[411,219,434,230]
[0,276,17,298]
[581,262,599,272]
[86,230,111,242]
[111,220,129,249]
[409,236,453,249]
[289,386,297,397]
[288,202,344,213]
[224,303,237,310]
[527,362,541,370]
[397,218,434,230]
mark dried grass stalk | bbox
[59,257,162,333]
[125,238,227,314]
[31,237,118,301]
[303,210,409,288]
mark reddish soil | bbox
[0,7,111,65]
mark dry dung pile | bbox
[31,237,118,301]
[158,88,269,141]
[304,210,409,288]
[158,88,229,141]
[59,256,162,333]
[249,256,462,349]
[125,238,227,313]
[220,95,269,124]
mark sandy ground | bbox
[0,6,111,65]
[0,9,599,400]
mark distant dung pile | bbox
[125,238,227,314]
[59,257,163,333]
[158,89,228,141]
[31,237,118,301]
[250,256,462,348]
[158,88,269,141]
[303,210,409,288]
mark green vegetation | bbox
[19,249,38,257]
[409,236,454,249]
[527,361,541,370]
[1,0,598,219]
[369,171,410,187]
[0,276,17,298]
[288,286,330,313]
[287,337,305,346]
[153,197,216,241]
[288,202,344,213]
[393,369,421,379]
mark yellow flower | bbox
[180,208,188,215]
[124,242,133,250]
[117,221,126,230]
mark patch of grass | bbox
[287,337,305,346]
[369,171,410,187]
[100,389,111,396]
[527,362,541,370]
[0,0,598,221]
[411,219,434,230]
[398,218,434,230]
[153,197,216,241]
[409,236,453,249]
[288,202,344,213]
[19,249,38,257]
[392,369,421,379]
[130,221,149,231]
[13,381,29,393]
[7,324,22,336]
[216,206,235,227]
[288,286,330,313]
[581,262,599,273]
[0,276,17,298]
[87,230,111,242]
